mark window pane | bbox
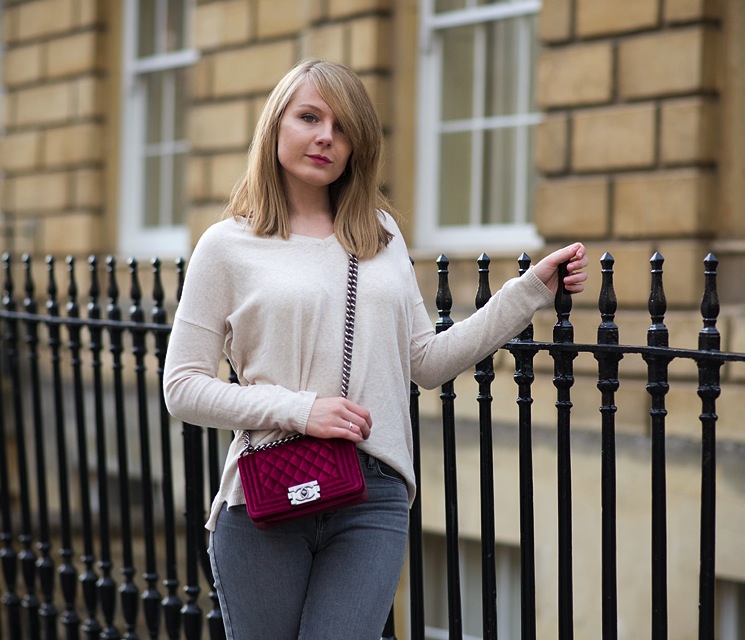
[527,15,539,109]
[439,131,472,226]
[172,152,187,226]
[436,0,513,10]
[525,123,535,223]
[143,156,162,228]
[482,127,515,224]
[167,0,186,52]
[485,19,519,117]
[137,0,155,57]
[435,0,465,12]
[173,68,187,139]
[481,125,536,225]
[145,74,164,145]
[441,26,473,121]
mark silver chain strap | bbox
[242,253,359,455]
[341,253,358,399]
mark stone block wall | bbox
[1,0,108,256]
[534,0,726,309]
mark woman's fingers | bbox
[345,413,372,440]
[562,244,589,292]
[306,397,372,442]
[533,242,588,294]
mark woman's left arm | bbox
[409,243,588,390]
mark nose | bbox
[315,121,334,147]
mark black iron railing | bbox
[0,249,743,639]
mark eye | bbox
[334,122,345,134]
[300,113,317,123]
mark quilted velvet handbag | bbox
[237,254,368,529]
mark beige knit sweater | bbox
[163,213,554,530]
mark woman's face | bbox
[277,80,352,194]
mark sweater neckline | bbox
[289,232,338,247]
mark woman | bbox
[163,58,588,639]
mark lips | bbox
[307,154,332,165]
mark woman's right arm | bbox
[163,316,316,433]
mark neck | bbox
[286,182,335,238]
[289,208,334,237]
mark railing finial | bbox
[700,253,720,345]
[436,254,453,333]
[648,252,667,336]
[598,252,618,345]
[475,253,491,310]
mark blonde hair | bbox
[225,58,394,259]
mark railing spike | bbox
[645,252,670,639]
[128,257,162,635]
[598,252,618,339]
[128,257,142,317]
[436,254,453,333]
[473,253,498,639]
[176,257,186,302]
[552,255,576,638]
[45,254,82,636]
[475,253,491,311]
[2,253,14,308]
[648,252,667,333]
[697,253,722,640]
[510,251,539,639]
[518,252,532,276]
[46,256,58,315]
[22,255,35,308]
[700,253,719,341]
[88,256,100,313]
[152,258,166,324]
[87,254,119,638]
[596,252,622,639]
[0,253,22,640]
[105,256,119,310]
[554,260,573,330]
[66,256,80,320]
[434,254,461,638]
[66,253,102,637]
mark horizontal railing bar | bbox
[506,341,744,363]
[0,311,172,333]
[5,308,742,364]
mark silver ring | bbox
[348,421,354,431]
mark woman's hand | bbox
[532,242,589,295]
[305,397,372,443]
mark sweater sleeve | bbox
[162,223,316,433]
[163,317,316,432]
[408,266,554,390]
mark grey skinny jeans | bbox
[209,451,410,640]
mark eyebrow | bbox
[292,102,339,118]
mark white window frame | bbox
[119,0,199,258]
[416,0,543,253]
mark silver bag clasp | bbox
[287,480,321,505]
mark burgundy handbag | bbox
[237,254,368,529]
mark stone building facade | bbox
[2,0,745,638]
